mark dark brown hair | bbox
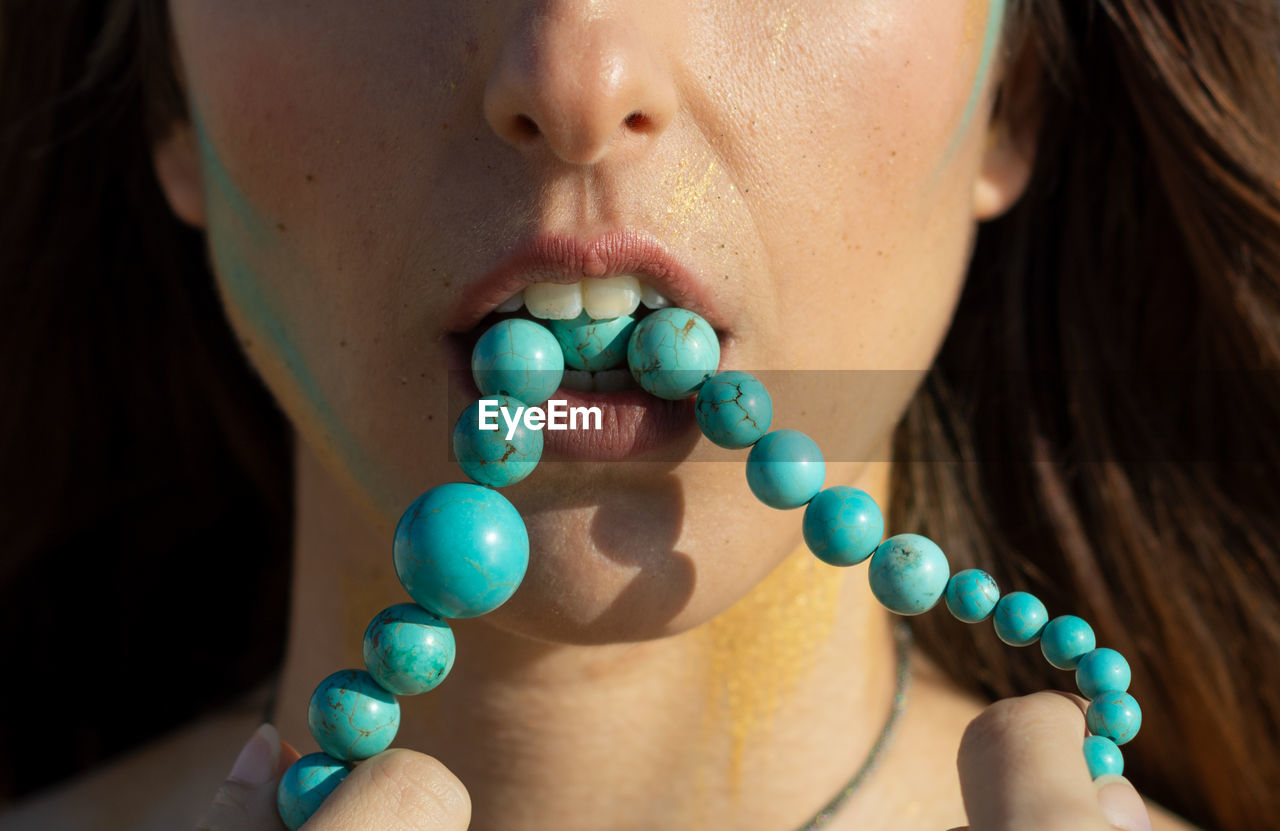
[2,0,1277,828]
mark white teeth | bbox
[640,283,671,309]
[582,275,641,319]
[524,282,583,319]
[593,369,634,392]
[494,291,525,314]
[560,369,594,392]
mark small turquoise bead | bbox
[451,395,544,487]
[694,371,773,449]
[626,308,720,400]
[1086,690,1142,745]
[802,486,883,566]
[363,603,456,696]
[944,569,1000,623]
[547,311,636,371]
[992,591,1049,646]
[471,318,564,406]
[1075,647,1132,698]
[868,533,950,615]
[307,669,400,761]
[277,752,351,830]
[1040,615,1097,670]
[1082,735,1125,779]
[745,429,826,509]
[393,482,529,618]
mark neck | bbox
[276,439,918,831]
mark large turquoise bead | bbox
[802,486,883,566]
[694,371,773,449]
[277,752,351,830]
[944,569,1000,623]
[626,308,720,399]
[363,603,456,696]
[1076,647,1131,698]
[1040,615,1096,670]
[307,669,400,761]
[471,318,564,406]
[547,311,636,371]
[1086,690,1142,745]
[993,591,1049,646]
[393,482,529,618]
[868,533,950,615]
[745,429,825,509]
[452,395,543,488]
[1082,736,1125,779]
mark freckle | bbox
[305,174,314,183]
[441,122,449,131]
[276,222,286,232]
[339,338,347,347]
[427,414,434,421]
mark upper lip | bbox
[443,228,725,334]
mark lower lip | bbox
[445,338,709,462]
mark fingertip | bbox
[1095,775,1153,831]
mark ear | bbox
[973,26,1044,221]
[152,121,206,227]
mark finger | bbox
[196,723,300,831]
[1094,774,1154,831]
[957,690,1114,831]
[303,748,471,831]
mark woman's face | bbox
[157,0,1031,644]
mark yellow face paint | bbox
[699,540,846,798]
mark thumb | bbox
[303,748,471,831]
[1094,775,1154,831]
[196,723,300,831]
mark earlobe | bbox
[152,122,206,228]
[973,120,1036,221]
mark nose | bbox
[483,2,678,166]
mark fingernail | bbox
[1095,774,1153,831]
[228,723,280,786]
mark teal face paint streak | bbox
[933,0,1008,174]
[189,102,381,506]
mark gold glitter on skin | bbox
[699,538,845,796]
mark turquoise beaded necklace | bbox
[275,307,1142,829]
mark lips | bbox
[443,228,727,335]
[442,228,728,461]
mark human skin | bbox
[136,0,1133,828]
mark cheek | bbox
[697,0,997,369]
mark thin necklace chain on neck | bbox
[792,619,914,830]
[260,621,914,829]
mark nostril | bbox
[624,111,652,132]
[514,114,540,138]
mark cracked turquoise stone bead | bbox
[471,318,564,406]
[1040,615,1097,670]
[1086,690,1142,745]
[307,669,400,762]
[993,591,1049,646]
[1076,647,1131,698]
[626,307,720,400]
[1083,735,1125,779]
[547,311,636,371]
[745,429,825,509]
[802,486,883,566]
[694,370,773,449]
[277,752,351,830]
[944,569,1000,623]
[393,482,529,618]
[868,533,950,615]
[363,602,456,696]
[451,395,543,488]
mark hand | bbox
[195,724,471,830]
[952,690,1154,831]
